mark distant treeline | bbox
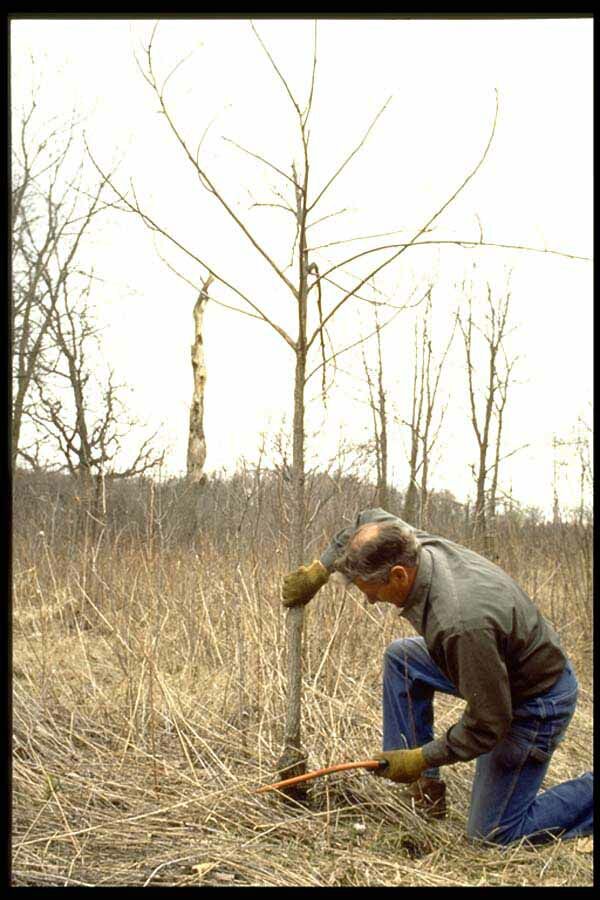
[12,465,590,551]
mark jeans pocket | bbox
[501,736,553,767]
[495,736,532,770]
[500,726,554,767]
[527,708,574,761]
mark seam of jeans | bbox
[488,721,541,836]
[401,654,419,747]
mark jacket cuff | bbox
[421,738,457,768]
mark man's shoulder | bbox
[424,538,528,631]
[356,507,405,527]
[424,534,520,589]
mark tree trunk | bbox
[186,277,211,541]
[11,381,27,472]
[473,446,487,542]
[277,348,308,790]
[277,235,309,794]
[376,325,388,509]
[403,476,419,525]
[75,467,95,540]
[404,319,424,525]
[486,407,505,555]
[404,421,420,524]
[420,451,429,530]
[187,278,211,483]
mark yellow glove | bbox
[372,747,428,784]
[281,560,329,607]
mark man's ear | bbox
[390,565,409,584]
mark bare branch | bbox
[308,96,392,213]
[307,91,501,347]
[484,442,530,475]
[84,139,296,350]
[306,207,352,231]
[307,225,415,250]
[302,20,318,128]
[317,270,426,313]
[313,227,587,299]
[153,241,269,324]
[305,261,414,350]
[408,238,591,263]
[139,32,299,299]
[305,285,429,385]
[250,201,296,215]
[222,136,301,190]
[250,21,303,121]
[161,48,196,97]
[475,213,484,244]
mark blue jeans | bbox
[383,636,593,845]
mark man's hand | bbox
[372,747,428,784]
[281,560,329,608]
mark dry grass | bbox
[12,532,593,887]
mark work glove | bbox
[372,747,428,784]
[281,560,329,608]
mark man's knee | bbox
[383,637,428,690]
[384,636,426,668]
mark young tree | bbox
[552,414,593,526]
[458,280,522,550]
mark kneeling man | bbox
[282,508,593,845]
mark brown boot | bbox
[402,776,447,820]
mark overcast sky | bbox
[11,16,593,515]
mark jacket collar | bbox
[398,546,432,629]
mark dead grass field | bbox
[12,531,593,887]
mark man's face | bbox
[353,565,413,607]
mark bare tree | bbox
[552,414,593,526]
[361,310,389,509]
[11,97,109,472]
[458,280,523,550]
[85,21,581,787]
[402,290,457,528]
[574,414,593,527]
[30,278,163,537]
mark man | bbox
[281,507,593,845]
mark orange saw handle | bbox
[255,758,388,794]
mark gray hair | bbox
[332,520,421,584]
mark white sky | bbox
[11,16,593,516]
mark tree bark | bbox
[186,276,212,542]
[277,233,309,793]
[187,276,212,484]
[278,349,308,786]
